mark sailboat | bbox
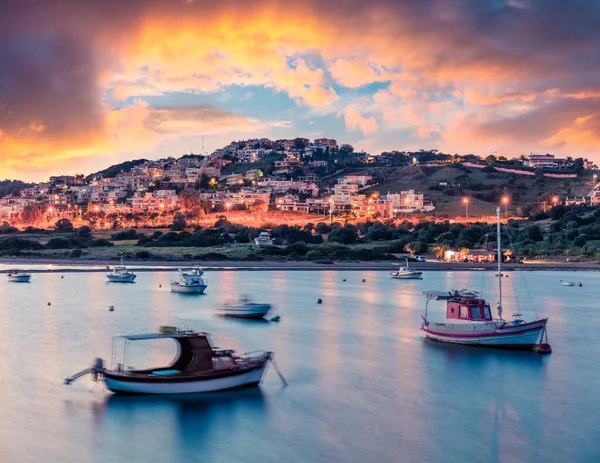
[390,257,423,279]
[420,207,551,353]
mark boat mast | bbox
[496,207,503,320]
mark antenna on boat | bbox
[496,207,503,321]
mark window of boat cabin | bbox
[459,305,469,319]
[470,306,483,320]
[483,305,492,320]
[212,355,236,371]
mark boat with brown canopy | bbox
[64,326,284,394]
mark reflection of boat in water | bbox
[6,269,31,282]
[215,295,272,319]
[64,326,274,394]
[170,268,207,294]
[254,231,273,248]
[421,208,551,353]
[106,258,136,283]
[390,258,423,279]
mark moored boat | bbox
[215,295,272,319]
[390,258,423,279]
[420,207,551,353]
[170,268,207,294]
[7,269,31,282]
[64,326,276,395]
[107,257,137,283]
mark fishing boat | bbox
[254,231,273,248]
[215,295,272,319]
[390,258,423,279]
[106,257,137,283]
[170,268,207,294]
[6,269,31,282]
[420,207,551,353]
[64,326,284,394]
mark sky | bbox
[1,0,600,181]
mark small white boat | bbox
[561,281,575,287]
[420,207,551,353]
[391,258,423,279]
[215,295,272,319]
[171,268,207,294]
[64,326,277,395]
[7,269,31,282]
[254,231,273,248]
[107,258,136,283]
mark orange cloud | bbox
[340,105,378,135]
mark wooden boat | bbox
[215,296,272,319]
[171,268,207,294]
[6,269,31,282]
[420,207,551,353]
[64,327,276,394]
[390,258,423,279]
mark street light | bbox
[552,196,559,206]
[463,197,469,221]
[501,196,509,219]
[225,202,231,218]
[328,198,333,221]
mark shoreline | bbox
[0,258,598,272]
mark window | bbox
[470,306,482,320]
[459,306,469,319]
[483,306,492,320]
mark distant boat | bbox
[6,269,31,283]
[215,295,272,319]
[254,231,273,248]
[64,326,274,395]
[171,268,207,294]
[420,207,551,353]
[390,258,423,280]
[562,281,575,287]
[107,258,136,283]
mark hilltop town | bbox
[1,137,598,231]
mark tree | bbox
[179,188,200,210]
[327,226,358,244]
[405,242,425,255]
[339,144,354,155]
[485,154,496,164]
[524,225,543,242]
[431,244,449,260]
[20,205,42,225]
[54,218,74,231]
[170,214,187,231]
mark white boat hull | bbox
[107,275,136,283]
[7,275,31,282]
[215,304,271,319]
[422,319,547,349]
[103,363,268,394]
[171,283,207,294]
[391,272,423,280]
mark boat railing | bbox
[425,321,502,333]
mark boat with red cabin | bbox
[420,208,551,353]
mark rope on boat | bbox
[269,354,288,386]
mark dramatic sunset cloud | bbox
[1,0,600,179]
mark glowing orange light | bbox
[463,197,469,204]
[502,196,509,204]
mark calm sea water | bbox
[0,269,599,463]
